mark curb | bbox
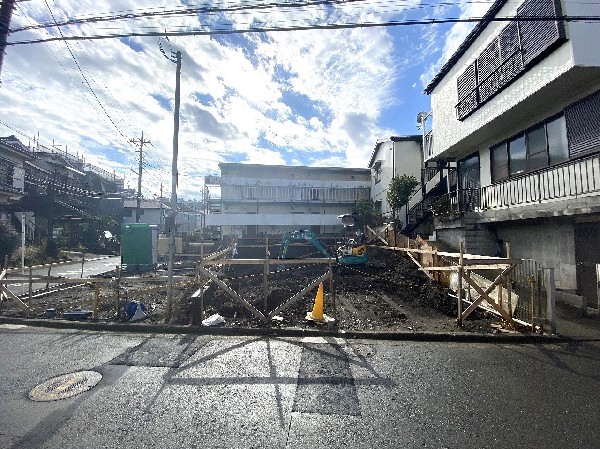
[0,316,566,344]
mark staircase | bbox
[402,166,456,236]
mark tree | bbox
[386,174,420,220]
[353,200,382,227]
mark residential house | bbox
[123,199,166,229]
[205,163,371,237]
[0,135,31,205]
[368,136,427,230]
[0,136,34,241]
[422,0,600,306]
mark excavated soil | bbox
[1,246,498,334]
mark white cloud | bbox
[1,0,430,199]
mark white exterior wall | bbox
[370,139,422,218]
[428,0,600,163]
[123,209,163,226]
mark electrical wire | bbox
[7,13,600,46]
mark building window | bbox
[490,113,569,181]
[373,162,382,184]
[526,124,548,171]
[455,0,565,120]
[310,188,320,200]
[547,115,569,164]
[491,142,509,182]
[459,152,480,188]
[509,134,527,176]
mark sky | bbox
[0,0,496,201]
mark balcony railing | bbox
[481,153,600,210]
[431,153,600,219]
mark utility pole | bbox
[0,0,15,82]
[165,50,182,323]
[158,34,182,323]
[130,132,150,223]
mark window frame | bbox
[490,112,569,182]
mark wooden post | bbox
[200,279,205,321]
[93,284,100,320]
[80,252,85,278]
[28,265,33,312]
[529,275,536,332]
[596,264,600,315]
[264,238,269,312]
[505,241,512,318]
[498,278,503,312]
[547,268,556,334]
[457,241,464,326]
[115,265,121,320]
[329,260,335,319]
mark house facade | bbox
[423,0,600,305]
[123,199,166,229]
[205,163,371,237]
[0,136,31,205]
[368,136,423,223]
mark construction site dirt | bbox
[1,247,499,334]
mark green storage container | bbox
[121,223,155,272]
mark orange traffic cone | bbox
[310,282,324,321]
[306,282,333,323]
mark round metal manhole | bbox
[29,371,102,402]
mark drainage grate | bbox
[29,371,102,402]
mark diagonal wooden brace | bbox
[198,266,268,323]
[268,271,330,319]
[0,283,33,313]
[460,264,517,323]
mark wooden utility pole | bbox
[0,0,15,82]
[130,132,150,223]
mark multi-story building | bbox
[205,163,371,237]
[422,0,600,306]
[0,135,31,205]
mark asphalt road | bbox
[3,256,120,297]
[1,325,599,449]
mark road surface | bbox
[3,256,120,297]
[1,325,599,449]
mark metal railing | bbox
[481,153,600,210]
[83,163,124,186]
[510,259,549,324]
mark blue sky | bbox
[0,0,495,200]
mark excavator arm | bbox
[279,230,333,259]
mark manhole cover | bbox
[29,371,102,402]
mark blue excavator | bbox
[278,214,367,265]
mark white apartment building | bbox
[205,163,370,237]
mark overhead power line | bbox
[7,15,600,46]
